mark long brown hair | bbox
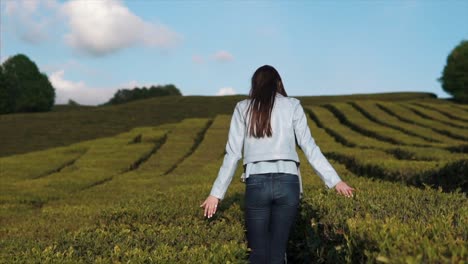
[246,65,288,138]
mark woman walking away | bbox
[200,65,355,264]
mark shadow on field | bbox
[219,192,244,216]
[288,200,346,264]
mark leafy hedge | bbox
[1,101,466,263]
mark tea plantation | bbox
[0,93,466,263]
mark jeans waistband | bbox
[249,172,298,177]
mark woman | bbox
[200,65,355,264]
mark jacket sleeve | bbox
[209,102,245,200]
[293,100,342,189]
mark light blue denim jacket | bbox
[209,93,342,200]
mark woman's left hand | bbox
[334,181,355,198]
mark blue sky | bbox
[1,0,467,105]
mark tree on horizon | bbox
[102,84,182,105]
[0,54,56,114]
[439,40,468,103]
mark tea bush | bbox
[1,98,466,263]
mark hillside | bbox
[0,93,467,262]
[0,91,442,157]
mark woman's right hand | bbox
[200,195,220,218]
[334,181,355,198]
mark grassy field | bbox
[0,91,439,158]
[0,92,467,263]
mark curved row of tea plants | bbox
[304,104,467,192]
[322,102,454,147]
[286,110,467,263]
[376,102,468,144]
[411,102,468,123]
[401,103,468,129]
[348,101,466,145]
[1,100,467,263]
[306,105,464,160]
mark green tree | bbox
[67,99,80,106]
[103,84,182,105]
[1,54,56,113]
[439,40,468,103]
[0,65,18,114]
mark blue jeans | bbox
[244,172,301,264]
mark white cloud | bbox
[213,50,234,62]
[42,59,112,81]
[0,56,6,65]
[2,0,182,55]
[2,0,59,44]
[122,80,160,88]
[216,87,236,96]
[124,80,141,88]
[60,0,183,56]
[50,70,119,105]
[49,70,161,105]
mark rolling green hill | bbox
[1,91,467,263]
[0,92,439,158]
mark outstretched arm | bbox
[293,101,354,197]
[201,102,245,218]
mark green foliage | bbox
[0,127,168,214]
[103,84,182,105]
[0,91,466,263]
[439,40,468,103]
[401,103,468,131]
[413,102,468,123]
[286,110,468,263]
[0,68,14,113]
[305,102,468,192]
[0,92,444,158]
[0,103,467,263]
[377,102,468,141]
[289,175,468,263]
[0,54,56,114]
[67,99,80,106]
